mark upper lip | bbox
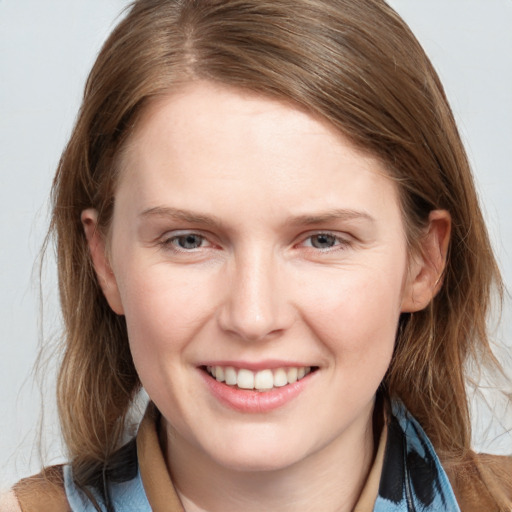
[198,360,317,371]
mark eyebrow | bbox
[139,206,224,227]
[139,206,375,227]
[287,209,375,226]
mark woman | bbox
[4,0,511,510]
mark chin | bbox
[215,451,301,473]
[203,434,313,473]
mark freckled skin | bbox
[83,81,448,511]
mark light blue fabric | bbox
[63,464,152,511]
[63,400,461,511]
[373,401,460,511]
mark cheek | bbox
[115,261,219,362]
[295,261,405,358]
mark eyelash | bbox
[300,232,352,251]
[158,231,352,254]
[159,232,211,252]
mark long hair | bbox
[50,0,507,508]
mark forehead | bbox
[123,82,365,166]
[115,81,401,230]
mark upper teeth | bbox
[206,366,312,391]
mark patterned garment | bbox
[63,400,461,511]
[374,401,460,511]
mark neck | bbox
[163,403,378,512]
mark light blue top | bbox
[64,463,152,511]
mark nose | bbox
[217,249,294,342]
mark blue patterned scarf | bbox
[374,401,460,511]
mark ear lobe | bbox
[401,210,451,313]
[81,208,124,315]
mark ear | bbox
[401,210,451,313]
[81,208,124,315]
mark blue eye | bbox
[308,233,338,249]
[170,234,205,250]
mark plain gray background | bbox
[1,0,511,488]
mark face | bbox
[84,81,445,473]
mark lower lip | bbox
[200,370,314,413]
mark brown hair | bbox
[50,0,508,508]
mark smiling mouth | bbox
[202,365,318,392]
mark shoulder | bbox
[445,452,512,512]
[7,465,71,512]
